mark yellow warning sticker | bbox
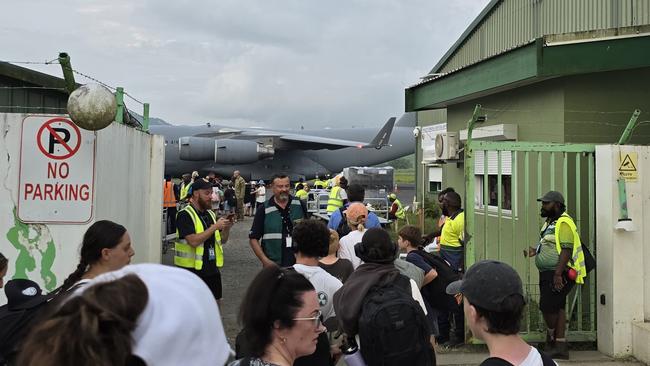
[619,152,638,182]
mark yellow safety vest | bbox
[393,199,405,220]
[314,180,327,189]
[295,189,308,200]
[180,183,191,201]
[174,205,223,269]
[555,213,587,285]
[327,186,344,213]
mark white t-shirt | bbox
[293,264,343,321]
[255,186,266,203]
[518,346,557,366]
[338,229,367,269]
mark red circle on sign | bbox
[37,118,82,160]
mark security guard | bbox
[326,177,348,214]
[525,191,586,359]
[175,178,232,303]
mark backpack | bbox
[358,273,435,366]
[336,207,351,238]
[413,249,461,310]
[581,242,596,274]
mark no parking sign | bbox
[18,116,96,223]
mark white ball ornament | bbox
[67,83,117,131]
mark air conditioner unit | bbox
[434,132,460,160]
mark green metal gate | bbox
[464,106,597,342]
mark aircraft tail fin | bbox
[395,112,416,127]
[367,117,396,149]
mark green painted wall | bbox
[564,68,650,144]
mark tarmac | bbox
[163,209,645,366]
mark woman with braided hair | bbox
[55,220,134,294]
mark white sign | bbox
[18,116,96,223]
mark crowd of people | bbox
[0,166,590,365]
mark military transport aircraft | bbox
[149,113,416,180]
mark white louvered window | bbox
[474,151,512,213]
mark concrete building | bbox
[405,0,650,360]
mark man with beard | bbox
[249,174,307,267]
[175,179,233,305]
[435,191,465,272]
[524,191,586,360]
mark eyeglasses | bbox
[293,310,322,328]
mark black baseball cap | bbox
[2,279,54,311]
[446,260,525,312]
[537,190,565,204]
[354,228,398,264]
[189,178,212,194]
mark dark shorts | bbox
[538,270,574,313]
[198,271,223,300]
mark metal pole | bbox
[58,52,76,94]
[143,103,150,131]
[115,87,124,124]
[464,104,482,270]
[617,109,641,145]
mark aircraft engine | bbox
[178,136,216,161]
[215,139,274,164]
[178,137,274,163]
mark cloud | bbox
[2,0,490,128]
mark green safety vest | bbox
[174,205,223,269]
[262,198,304,264]
[180,183,191,201]
[555,213,587,285]
[393,199,405,220]
[327,186,344,213]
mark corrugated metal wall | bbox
[440,0,650,73]
[0,75,68,114]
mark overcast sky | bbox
[3,1,489,128]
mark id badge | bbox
[286,235,293,248]
[208,247,216,260]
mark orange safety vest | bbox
[163,181,176,207]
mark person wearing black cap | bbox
[523,190,586,360]
[333,228,435,366]
[0,279,54,364]
[175,178,233,304]
[446,260,557,366]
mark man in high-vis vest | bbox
[179,173,192,201]
[249,174,307,267]
[313,175,328,190]
[163,175,178,235]
[175,178,233,304]
[326,177,348,214]
[387,193,406,221]
[524,190,586,360]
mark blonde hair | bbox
[327,229,340,256]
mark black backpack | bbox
[358,273,435,366]
[335,207,351,238]
[413,249,461,310]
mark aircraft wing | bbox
[188,117,396,150]
[277,117,396,150]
